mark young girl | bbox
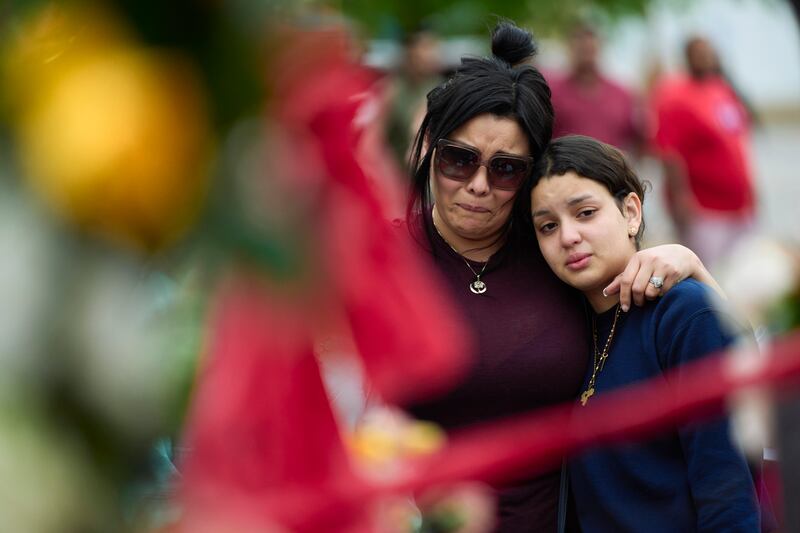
[527,135,759,532]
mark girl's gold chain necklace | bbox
[580,305,622,406]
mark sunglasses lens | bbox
[489,157,530,189]
[437,145,479,180]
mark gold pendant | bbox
[580,387,595,406]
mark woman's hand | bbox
[603,244,724,311]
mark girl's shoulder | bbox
[646,278,725,347]
[654,278,717,319]
[648,279,748,368]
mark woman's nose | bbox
[465,165,491,196]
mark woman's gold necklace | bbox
[580,305,622,406]
[432,218,489,295]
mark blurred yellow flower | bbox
[348,407,446,468]
[5,5,213,252]
[401,420,447,456]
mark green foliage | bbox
[768,291,800,334]
[339,0,653,38]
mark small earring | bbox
[629,226,637,236]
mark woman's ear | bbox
[622,192,643,236]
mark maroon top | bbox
[406,215,589,532]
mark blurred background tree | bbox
[341,0,650,37]
[340,0,799,39]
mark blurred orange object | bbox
[348,407,446,475]
[5,5,212,252]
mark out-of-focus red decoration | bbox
[272,25,471,405]
[178,24,470,532]
[386,330,800,494]
[178,276,370,532]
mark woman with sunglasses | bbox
[403,22,720,532]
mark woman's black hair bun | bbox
[491,20,537,66]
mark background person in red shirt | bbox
[651,36,757,270]
[550,21,643,154]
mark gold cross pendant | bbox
[580,387,595,406]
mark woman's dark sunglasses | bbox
[434,139,533,190]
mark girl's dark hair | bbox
[406,21,553,250]
[520,135,648,248]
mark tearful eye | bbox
[436,143,481,180]
[538,222,557,234]
[490,158,528,187]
